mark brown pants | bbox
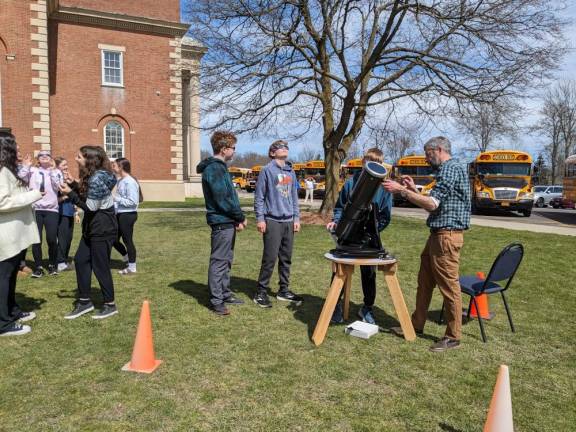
[412,231,464,340]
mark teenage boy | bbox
[253,140,302,308]
[197,131,248,316]
[326,148,393,324]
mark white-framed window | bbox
[101,50,123,87]
[104,121,124,159]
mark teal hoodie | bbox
[197,157,245,226]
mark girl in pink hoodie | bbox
[19,151,62,277]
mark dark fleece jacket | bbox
[197,157,245,226]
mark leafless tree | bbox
[297,143,322,162]
[365,115,425,163]
[185,0,567,213]
[451,99,521,152]
[537,80,576,183]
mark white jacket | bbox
[0,167,42,261]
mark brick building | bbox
[0,0,205,200]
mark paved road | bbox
[392,206,576,236]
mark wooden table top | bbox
[324,252,397,266]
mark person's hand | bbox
[59,183,72,194]
[383,179,405,194]
[22,154,33,168]
[235,223,245,232]
[400,175,417,192]
[241,218,248,227]
[257,221,267,234]
[74,213,81,224]
[294,222,301,233]
[326,221,337,231]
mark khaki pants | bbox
[412,231,464,340]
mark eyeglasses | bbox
[227,146,236,151]
[38,153,51,157]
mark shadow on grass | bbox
[56,288,106,307]
[15,292,46,312]
[439,423,464,432]
[169,276,258,310]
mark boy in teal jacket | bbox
[197,131,247,315]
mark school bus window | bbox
[476,163,531,176]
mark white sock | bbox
[57,263,67,271]
[128,263,137,272]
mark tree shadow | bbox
[109,259,127,270]
[169,276,257,310]
[439,423,464,432]
[15,292,46,312]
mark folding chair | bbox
[440,243,524,342]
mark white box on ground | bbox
[344,321,379,339]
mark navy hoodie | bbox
[197,157,245,226]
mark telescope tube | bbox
[335,161,388,242]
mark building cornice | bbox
[49,5,190,37]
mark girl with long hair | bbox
[60,146,118,320]
[54,157,77,272]
[0,131,42,336]
[19,150,62,277]
[111,158,141,275]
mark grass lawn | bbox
[140,197,254,209]
[2,212,575,431]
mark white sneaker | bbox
[18,311,36,322]
[118,268,137,275]
[0,323,31,336]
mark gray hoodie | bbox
[254,160,300,223]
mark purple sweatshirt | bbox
[19,166,62,212]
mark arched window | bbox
[104,121,124,159]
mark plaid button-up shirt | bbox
[427,158,471,230]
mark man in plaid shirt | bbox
[384,136,471,352]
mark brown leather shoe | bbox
[429,337,461,352]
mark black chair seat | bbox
[459,276,503,295]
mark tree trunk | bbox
[320,145,341,216]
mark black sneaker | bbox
[0,323,31,336]
[276,290,303,305]
[212,303,230,316]
[48,265,58,276]
[253,292,272,308]
[224,295,244,305]
[92,304,118,320]
[31,267,45,278]
[429,337,461,352]
[18,311,36,322]
[64,301,94,320]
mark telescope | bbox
[331,161,390,259]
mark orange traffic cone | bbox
[484,365,514,432]
[469,271,495,320]
[122,300,162,373]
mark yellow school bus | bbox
[393,155,435,205]
[345,158,392,178]
[551,154,576,209]
[469,150,534,216]
[228,167,251,190]
[245,165,262,192]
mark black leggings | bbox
[74,237,115,304]
[33,210,59,268]
[57,215,75,265]
[0,252,23,331]
[113,212,138,263]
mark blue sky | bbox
[183,2,576,160]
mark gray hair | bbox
[424,136,451,155]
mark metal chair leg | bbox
[472,296,487,342]
[500,291,515,332]
[466,297,473,322]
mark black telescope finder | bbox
[331,161,390,259]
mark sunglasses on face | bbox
[38,153,51,158]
